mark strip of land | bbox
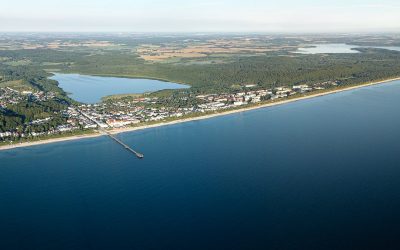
[1,77,399,152]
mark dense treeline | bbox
[58,48,400,94]
[8,100,66,121]
[0,49,87,64]
[0,111,23,132]
[0,65,74,99]
[2,47,400,95]
[0,99,68,133]
[0,65,73,133]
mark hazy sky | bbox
[1,0,399,32]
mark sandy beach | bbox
[1,77,399,151]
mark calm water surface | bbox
[51,73,189,103]
[296,43,400,54]
[2,81,400,249]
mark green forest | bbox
[1,34,400,136]
[3,46,400,94]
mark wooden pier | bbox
[106,132,144,159]
[76,108,144,159]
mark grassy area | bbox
[102,93,144,102]
[0,80,33,91]
[4,59,31,66]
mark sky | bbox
[1,0,400,33]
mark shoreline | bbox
[50,71,190,86]
[1,77,400,152]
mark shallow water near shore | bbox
[1,80,400,249]
[51,73,189,103]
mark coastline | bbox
[1,77,400,152]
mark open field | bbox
[137,38,299,61]
[0,80,33,91]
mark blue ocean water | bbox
[50,73,189,103]
[2,81,400,249]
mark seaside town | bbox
[0,80,341,142]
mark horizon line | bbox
[1,30,400,34]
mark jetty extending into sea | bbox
[77,108,144,159]
[105,131,144,159]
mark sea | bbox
[1,80,400,249]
